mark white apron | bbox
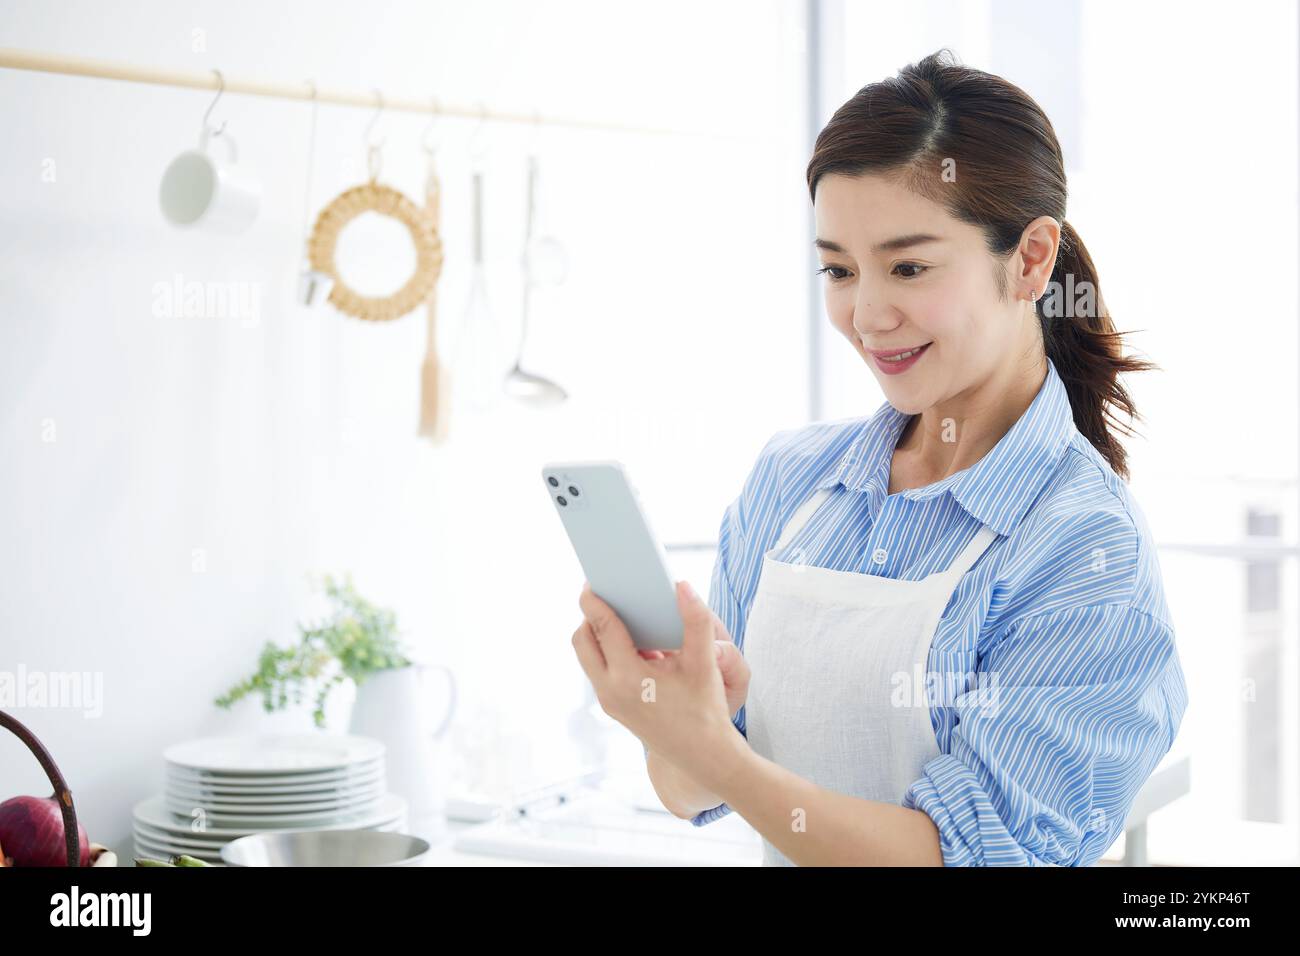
[743,486,999,866]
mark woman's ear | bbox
[1016,215,1061,296]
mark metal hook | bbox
[364,88,386,148]
[530,106,546,150]
[202,68,227,138]
[421,96,441,156]
[299,79,319,247]
[364,88,386,181]
[469,100,489,163]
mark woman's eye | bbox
[817,263,926,281]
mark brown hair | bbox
[807,48,1154,479]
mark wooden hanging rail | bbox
[0,46,770,143]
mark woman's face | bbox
[813,171,1049,415]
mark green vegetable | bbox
[171,854,212,867]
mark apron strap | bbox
[770,487,833,552]
[937,524,1000,585]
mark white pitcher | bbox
[348,663,457,842]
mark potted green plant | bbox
[216,574,457,835]
[215,573,414,728]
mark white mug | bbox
[159,129,260,234]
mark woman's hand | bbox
[572,580,747,792]
[638,608,749,724]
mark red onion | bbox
[0,794,89,867]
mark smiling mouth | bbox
[870,343,931,362]
[878,348,930,361]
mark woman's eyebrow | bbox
[813,233,944,255]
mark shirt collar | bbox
[815,358,1075,536]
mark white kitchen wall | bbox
[0,0,810,853]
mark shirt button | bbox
[872,547,888,565]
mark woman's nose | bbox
[852,296,898,337]
[849,278,897,331]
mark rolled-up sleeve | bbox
[901,603,1188,866]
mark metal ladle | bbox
[504,150,568,405]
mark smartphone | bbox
[541,460,684,650]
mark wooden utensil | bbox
[417,158,451,441]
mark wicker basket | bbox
[0,709,81,866]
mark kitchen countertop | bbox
[421,748,1192,866]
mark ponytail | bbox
[1037,220,1155,481]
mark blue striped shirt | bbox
[691,357,1188,867]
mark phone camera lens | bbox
[547,476,559,487]
[556,495,568,506]
[567,485,580,497]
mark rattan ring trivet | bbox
[307,180,444,321]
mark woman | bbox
[572,49,1188,867]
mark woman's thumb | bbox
[713,639,739,674]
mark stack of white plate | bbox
[133,734,407,865]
